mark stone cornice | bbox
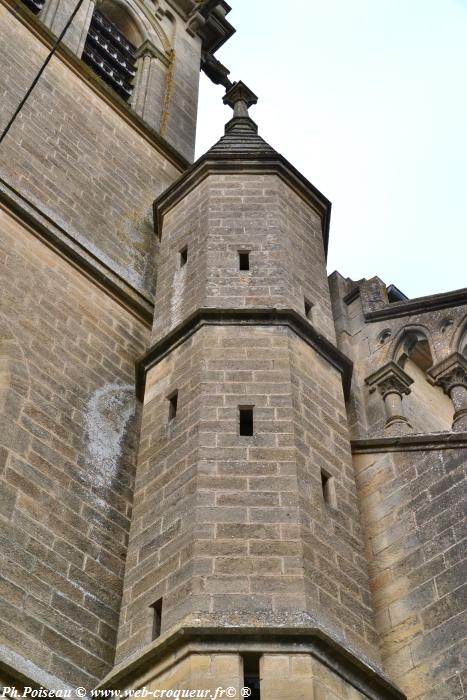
[1,0,190,172]
[136,308,352,400]
[363,287,467,321]
[164,0,235,52]
[198,4,235,54]
[98,624,404,700]
[351,432,467,453]
[0,179,154,327]
[152,156,332,256]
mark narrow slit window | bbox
[243,654,261,699]
[304,298,313,320]
[321,469,337,508]
[239,251,250,271]
[151,598,163,640]
[239,406,254,436]
[180,246,188,267]
[168,391,178,422]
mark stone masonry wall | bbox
[117,324,308,662]
[354,447,466,700]
[117,322,381,668]
[151,179,210,343]
[260,654,367,700]
[116,330,204,662]
[110,650,369,699]
[152,174,334,343]
[278,182,336,343]
[0,6,181,298]
[162,15,202,162]
[289,336,379,662]
[0,209,149,686]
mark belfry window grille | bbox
[82,8,136,101]
[20,0,45,14]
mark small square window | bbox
[179,247,188,267]
[239,406,254,436]
[168,391,178,421]
[239,251,250,271]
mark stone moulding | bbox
[135,307,353,401]
[351,432,467,453]
[166,0,235,55]
[0,180,154,326]
[152,156,332,256]
[363,287,467,321]
[97,625,405,700]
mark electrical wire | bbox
[0,0,87,146]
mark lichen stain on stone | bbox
[116,202,156,297]
[84,383,136,489]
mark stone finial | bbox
[429,352,467,431]
[223,81,258,119]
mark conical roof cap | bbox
[205,81,277,158]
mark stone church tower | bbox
[0,1,465,699]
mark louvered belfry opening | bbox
[21,0,45,15]
[82,8,137,101]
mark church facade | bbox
[0,1,465,699]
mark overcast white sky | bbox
[195,0,466,299]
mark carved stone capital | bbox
[428,352,467,395]
[365,361,413,398]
